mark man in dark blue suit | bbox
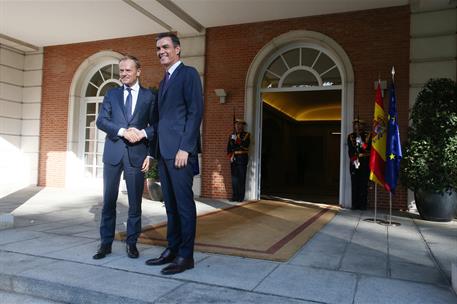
[93,55,156,260]
[145,33,203,275]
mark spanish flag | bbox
[369,81,388,188]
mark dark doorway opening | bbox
[260,90,341,204]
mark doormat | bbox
[117,199,338,261]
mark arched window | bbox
[83,64,121,178]
[261,46,342,89]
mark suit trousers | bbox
[349,158,370,210]
[100,147,144,245]
[158,156,197,259]
[230,154,248,202]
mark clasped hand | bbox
[123,127,145,143]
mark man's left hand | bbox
[141,157,150,173]
[175,150,189,168]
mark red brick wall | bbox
[39,6,410,209]
[39,34,163,187]
[202,6,410,209]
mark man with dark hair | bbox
[145,33,203,275]
[93,55,156,260]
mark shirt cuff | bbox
[118,128,126,137]
[142,129,147,139]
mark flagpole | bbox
[389,192,392,225]
[386,71,392,226]
[364,76,387,224]
[374,183,377,222]
[381,66,400,227]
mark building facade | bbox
[1,3,456,209]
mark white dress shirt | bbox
[117,80,147,138]
[167,60,182,77]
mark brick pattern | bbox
[40,6,410,209]
[39,35,163,187]
[202,6,410,209]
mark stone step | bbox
[0,273,156,304]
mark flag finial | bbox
[391,66,395,81]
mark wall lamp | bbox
[214,89,227,104]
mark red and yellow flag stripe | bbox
[369,82,387,188]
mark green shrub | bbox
[401,78,457,192]
[145,158,159,180]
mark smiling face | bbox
[156,36,180,69]
[119,58,140,87]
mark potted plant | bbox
[145,158,163,201]
[401,78,457,221]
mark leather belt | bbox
[234,151,248,155]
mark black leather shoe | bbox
[160,257,194,275]
[92,243,112,260]
[145,248,176,266]
[126,243,139,258]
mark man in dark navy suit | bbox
[145,32,203,275]
[93,55,156,260]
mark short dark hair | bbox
[156,32,181,56]
[119,54,141,69]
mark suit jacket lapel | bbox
[160,63,184,101]
[116,87,128,121]
[130,87,144,122]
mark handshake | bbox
[123,127,145,143]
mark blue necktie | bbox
[162,72,170,96]
[125,87,132,121]
[164,71,170,86]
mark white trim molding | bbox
[244,30,354,208]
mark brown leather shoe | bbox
[145,248,176,266]
[126,243,139,258]
[160,257,194,275]
[92,243,112,260]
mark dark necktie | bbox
[164,71,170,85]
[125,87,132,121]
[162,72,170,96]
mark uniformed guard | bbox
[227,118,250,202]
[347,118,372,210]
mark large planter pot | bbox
[146,178,163,202]
[415,189,457,222]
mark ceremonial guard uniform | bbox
[227,119,250,202]
[347,119,372,210]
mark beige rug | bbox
[117,199,338,261]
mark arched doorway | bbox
[66,51,123,188]
[259,45,342,203]
[244,31,354,208]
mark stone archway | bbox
[244,30,354,208]
[66,51,123,188]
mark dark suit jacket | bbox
[151,63,203,160]
[97,85,156,167]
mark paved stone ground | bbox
[0,186,456,304]
[0,290,63,304]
